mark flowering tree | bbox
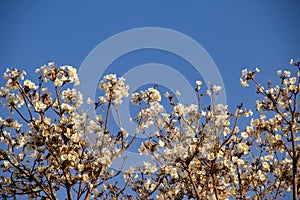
[124,60,299,200]
[0,63,134,199]
[0,59,299,199]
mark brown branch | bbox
[187,168,201,199]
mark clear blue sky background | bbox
[0,1,300,199]
[0,1,300,109]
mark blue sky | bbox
[1,1,300,109]
[0,1,300,199]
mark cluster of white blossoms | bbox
[239,67,260,87]
[61,88,83,110]
[0,63,134,199]
[3,68,26,90]
[126,85,257,199]
[35,62,80,86]
[131,87,163,129]
[131,87,161,105]
[98,74,129,105]
[124,60,299,199]
[0,58,299,199]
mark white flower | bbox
[283,70,291,77]
[277,70,282,75]
[61,103,74,112]
[158,140,165,147]
[82,173,89,183]
[289,77,296,85]
[48,62,54,67]
[87,97,94,104]
[34,101,47,112]
[143,161,157,173]
[70,132,80,143]
[24,79,38,90]
[165,166,178,178]
[207,152,215,161]
[44,117,51,125]
[98,96,107,104]
[148,88,161,102]
[241,132,248,139]
[61,88,83,108]
[127,167,134,175]
[211,85,222,92]
[262,162,270,171]
[164,91,170,97]
[241,68,249,76]
[54,79,63,86]
[3,161,10,169]
[174,103,186,116]
[146,102,164,117]
[223,120,230,126]
[237,142,249,154]
[258,170,266,181]
[232,156,244,165]
[196,80,202,86]
[246,126,253,133]
[77,163,84,172]
[67,66,80,86]
[239,78,249,87]
[275,134,282,141]
[98,74,129,105]
[170,168,178,179]
[109,170,115,176]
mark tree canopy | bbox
[0,60,299,199]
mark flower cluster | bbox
[98,74,129,105]
[0,63,134,199]
[130,87,163,129]
[0,58,299,199]
[36,62,80,86]
[239,67,260,87]
[124,59,299,199]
